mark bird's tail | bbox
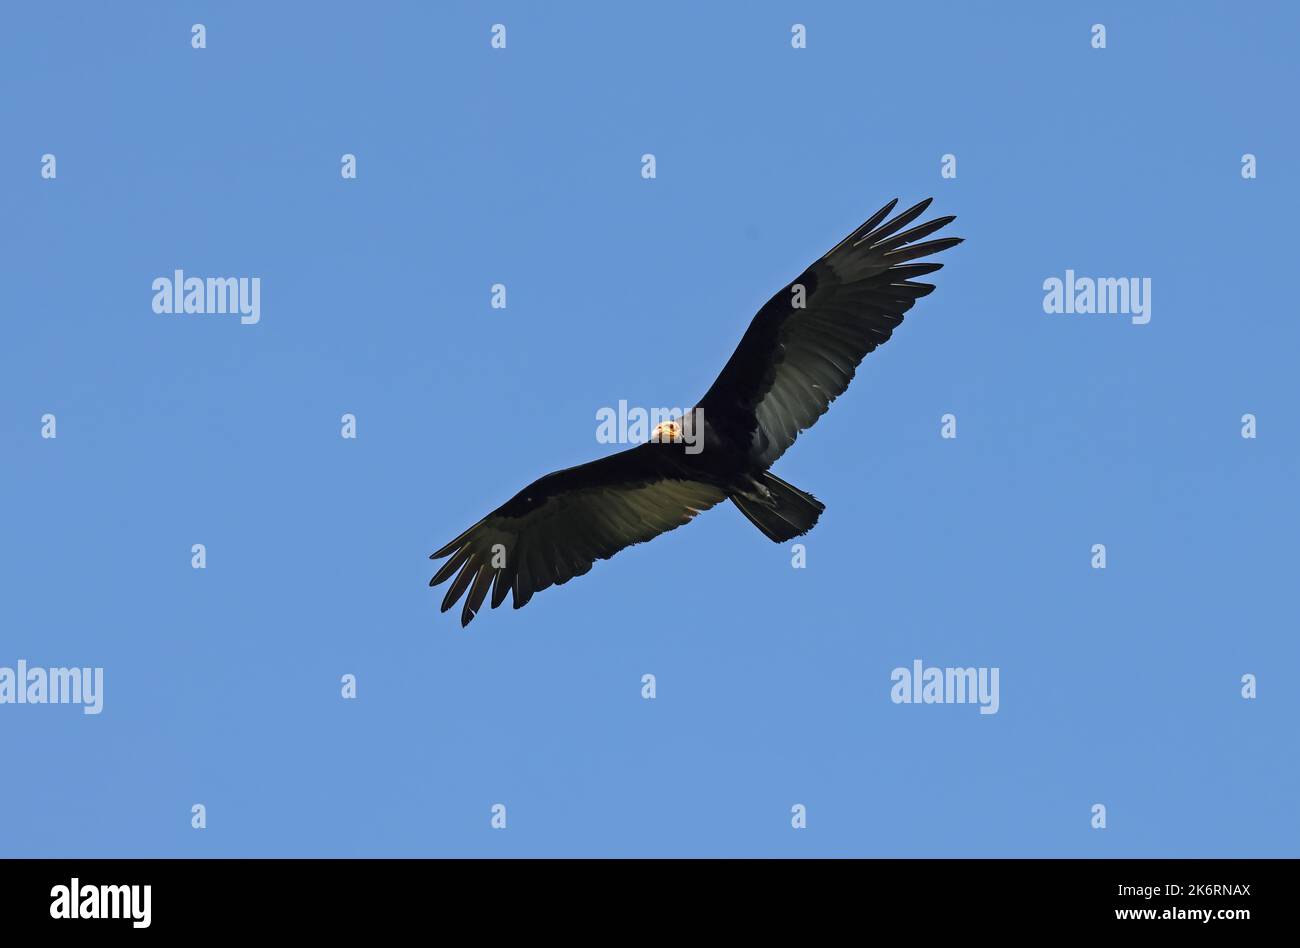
[730,472,825,543]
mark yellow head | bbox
[651,420,682,443]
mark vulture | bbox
[432,198,961,625]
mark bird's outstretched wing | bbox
[698,198,961,466]
[430,443,727,626]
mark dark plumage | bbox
[432,199,961,625]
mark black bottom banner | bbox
[0,857,1283,933]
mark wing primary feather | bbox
[441,558,478,613]
[872,215,956,254]
[856,198,933,246]
[888,262,944,279]
[432,521,482,559]
[882,236,964,263]
[490,565,512,609]
[430,544,472,587]
[853,198,899,239]
[892,280,936,298]
[511,541,533,609]
[461,564,493,627]
[824,199,898,259]
[513,580,534,610]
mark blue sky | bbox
[2,1,1297,856]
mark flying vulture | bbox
[432,198,961,625]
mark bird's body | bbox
[432,198,961,626]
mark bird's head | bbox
[651,420,682,443]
